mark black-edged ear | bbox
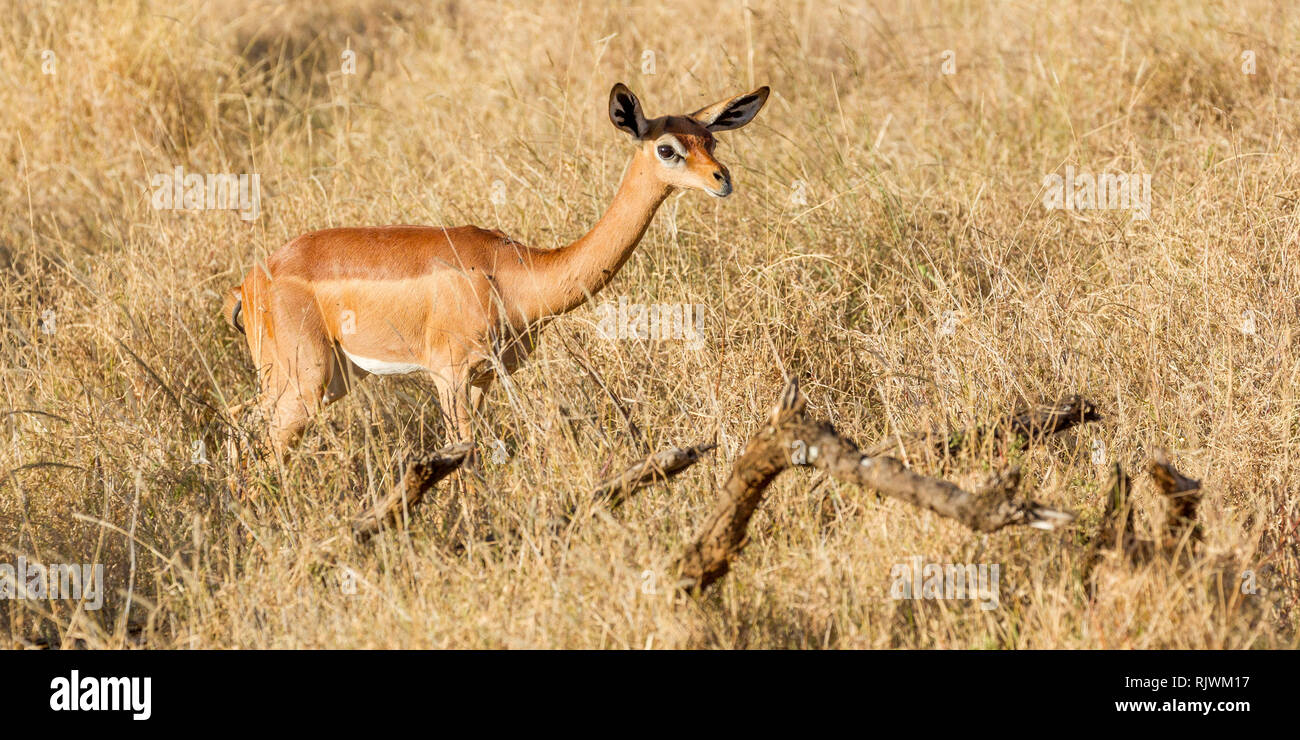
[608,83,650,139]
[689,86,770,132]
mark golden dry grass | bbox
[1,0,1297,648]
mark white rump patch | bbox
[340,348,426,376]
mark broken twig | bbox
[352,441,474,541]
[589,442,717,509]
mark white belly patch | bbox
[340,348,426,376]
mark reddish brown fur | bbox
[226,85,768,464]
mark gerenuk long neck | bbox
[508,154,670,324]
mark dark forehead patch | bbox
[661,115,713,138]
[675,133,715,153]
[656,116,715,152]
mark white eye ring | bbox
[655,143,680,161]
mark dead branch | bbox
[672,380,1080,594]
[1149,448,1203,554]
[998,395,1103,444]
[865,394,1100,459]
[589,442,717,509]
[352,441,474,542]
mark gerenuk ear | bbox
[608,83,650,139]
[689,86,770,132]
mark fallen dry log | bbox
[865,394,1100,459]
[589,443,717,509]
[998,395,1102,444]
[352,441,474,542]
[671,380,1081,594]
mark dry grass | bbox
[1,0,1297,649]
